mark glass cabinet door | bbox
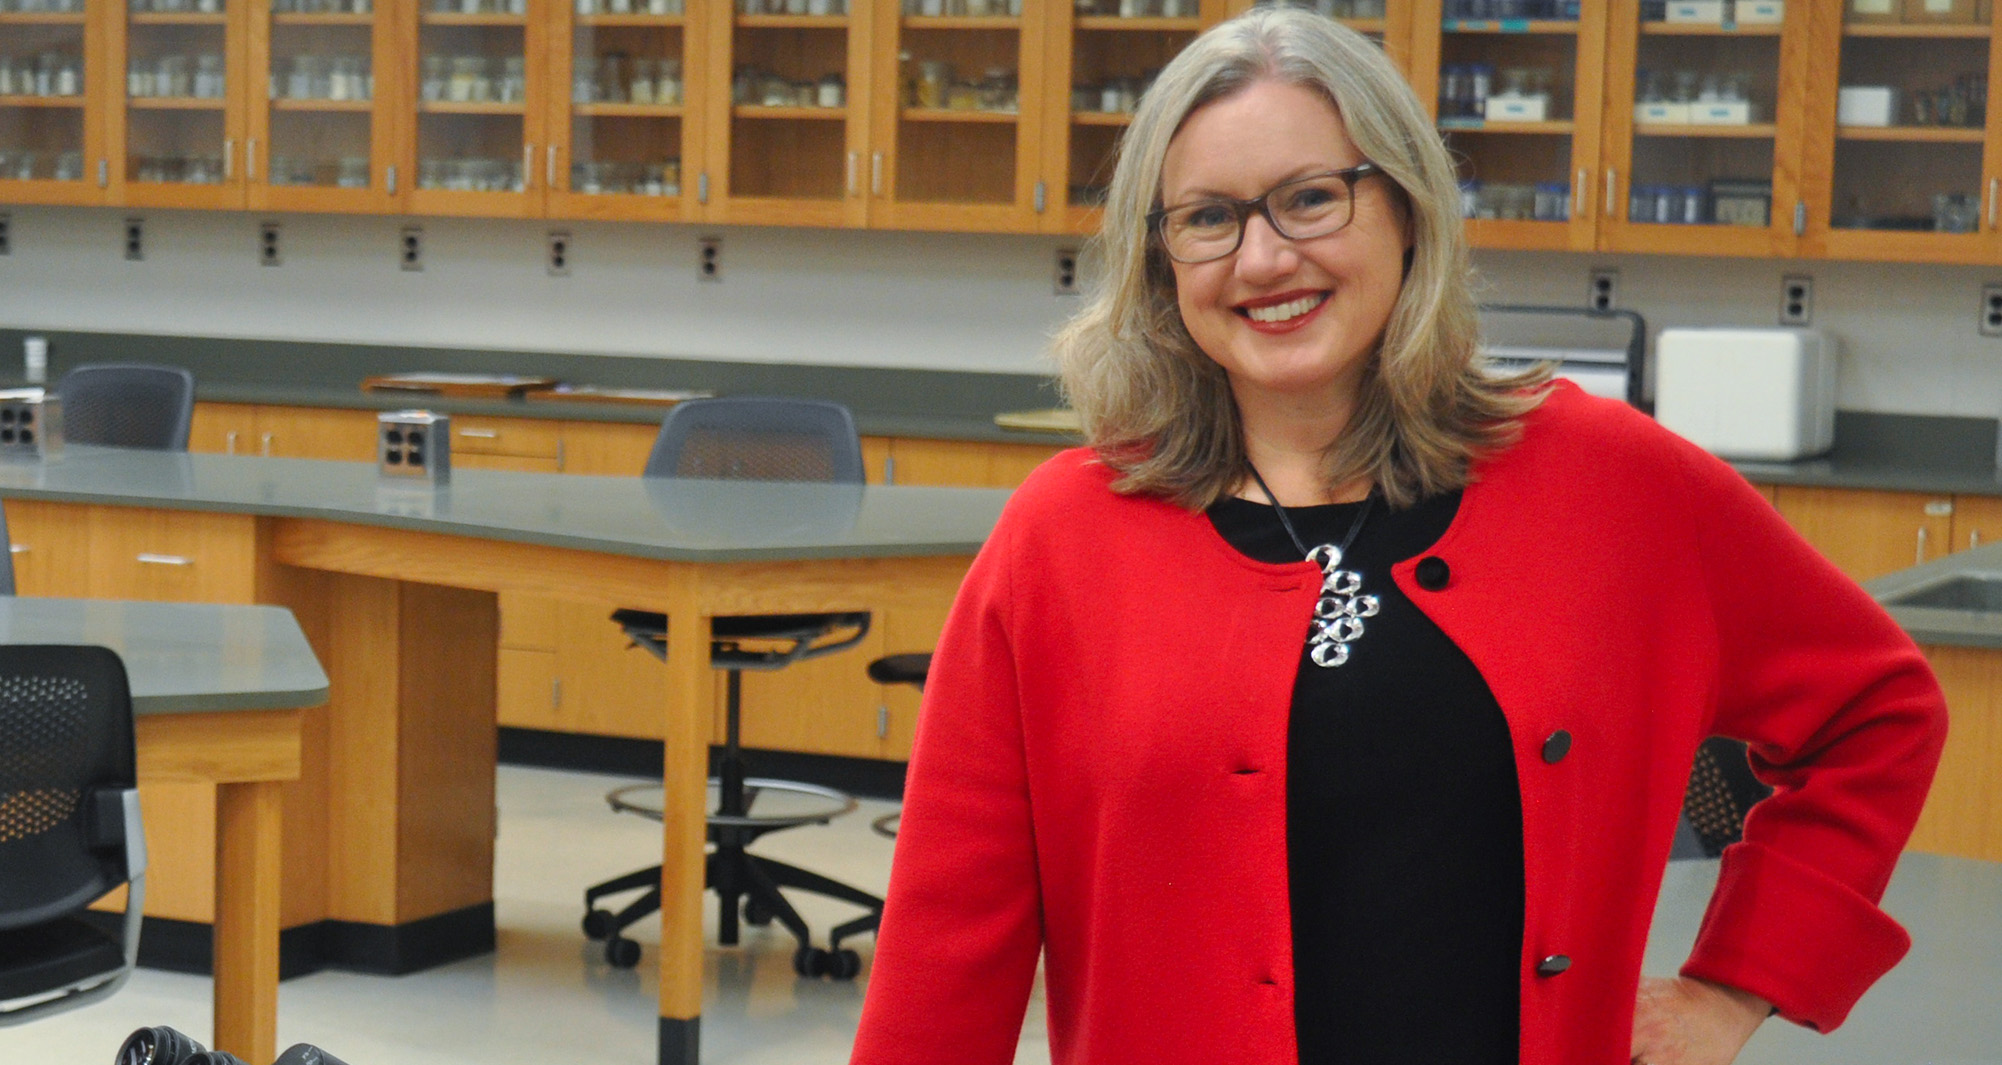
[702,0,870,225]
[408,0,547,216]
[545,0,697,220]
[1598,2,1804,257]
[1802,3,2002,263]
[866,0,1040,229]
[117,0,247,206]
[1410,0,1604,252]
[251,0,399,210]
[0,0,100,204]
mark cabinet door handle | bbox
[224,138,235,180]
[1972,530,1983,550]
[876,705,889,739]
[552,677,561,708]
[1989,178,1998,230]
[224,429,238,454]
[1917,527,1929,565]
[260,431,273,456]
[871,151,883,196]
[98,158,108,188]
[1573,167,1587,219]
[523,144,535,190]
[459,428,499,439]
[548,144,558,188]
[136,553,192,567]
[698,171,709,204]
[846,151,858,196]
[247,138,258,180]
[8,543,26,555]
[387,163,397,195]
[1794,201,1806,236]
[1603,167,1616,218]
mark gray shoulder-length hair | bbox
[1050,7,1548,510]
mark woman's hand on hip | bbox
[1630,976,1771,1065]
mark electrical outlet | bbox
[1588,267,1617,311]
[0,212,11,256]
[1981,283,2002,338]
[547,230,571,276]
[1780,274,1812,326]
[400,226,423,272]
[1054,247,1080,296]
[124,217,144,262]
[699,236,721,282]
[259,221,282,267]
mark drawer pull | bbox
[8,543,25,555]
[459,428,500,439]
[136,553,192,567]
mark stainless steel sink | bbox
[1879,575,2002,612]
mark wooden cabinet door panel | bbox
[1772,485,1954,583]
[452,451,563,473]
[559,419,661,476]
[4,498,92,597]
[553,597,669,739]
[189,402,264,455]
[498,647,561,730]
[261,406,381,461]
[86,505,259,603]
[450,415,562,458]
[888,437,1063,487]
[499,589,560,650]
[1950,494,2002,555]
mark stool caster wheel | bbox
[606,936,642,968]
[826,948,862,981]
[742,898,775,927]
[582,909,614,940]
[792,945,828,978]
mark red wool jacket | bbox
[850,381,1947,1065]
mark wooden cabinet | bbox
[1771,484,1956,581]
[0,0,107,206]
[191,401,380,458]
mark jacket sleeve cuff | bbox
[1679,841,1911,1032]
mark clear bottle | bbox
[656,58,682,106]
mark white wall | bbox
[3,204,2001,416]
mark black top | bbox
[1208,490,1524,1065]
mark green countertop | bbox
[0,445,1010,563]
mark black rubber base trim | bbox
[81,902,495,979]
[660,1015,700,1065]
[498,727,908,801]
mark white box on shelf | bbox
[1837,86,1899,126]
[1485,93,1549,122]
[1636,101,1693,124]
[1688,100,1754,124]
[1736,0,1785,21]
[1665,0,1726,21]
[1655,327,1836,461]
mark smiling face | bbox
[1159,78,1410,426]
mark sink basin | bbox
[1880,575,2002,612]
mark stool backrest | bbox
[645,397,863,484]
[53,364,196,451]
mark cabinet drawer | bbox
[4,498,92,597]
[449,417,561,459]
[87,505,259,604]
[498,648,560,731]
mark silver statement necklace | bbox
[1246,466,1380,668]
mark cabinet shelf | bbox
[1634,122,1777,139]
[1639,21,1781,36]
[271,12,374,24]
[420,12,527,25]
[902,14,1020,28]
[0,95,87,108]
[1842,23,1991,39]
[1836,125,1985,143]
[271,97,373,111]
[901,106,1015,122]
[1441,18,1579,35]
[129,11,227,23]
[573,102,685,116]
[0,12,86,23]
[1073,14,1199,30]
[129,96,227,109]
[731,103,843,118]
[1439,118,1576,135]
[1070,109,1131,125]
[734,13,848,27]
[574,12,685,23]
[420,100,526,113]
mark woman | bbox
[850,10,1946,1065]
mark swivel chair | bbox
[582,397,881,980]
[0,645,146,1025]
[52,364,196,451]
[1672,736,1774,859]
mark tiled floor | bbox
[4,765,1051,1065]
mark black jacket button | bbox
[1536,954,1571,976]
[1414,556,1450,591]
[1542,730,1572,764]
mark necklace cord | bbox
[1244,465,1374,560]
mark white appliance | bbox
[1654,327,1836,460]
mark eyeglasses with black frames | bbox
[1148,163,1386,265]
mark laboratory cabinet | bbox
[1766,482,2002,584]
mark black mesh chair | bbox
[582,397,881,980]
[53,364,196,451]
[1672,736,1775,859]
[0,645,146,1025]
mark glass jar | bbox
[817,72,844,108]
[977,67,1013,112]
[422,54,448,101]
[759,73,790,107]
[656,59,681,106]
[338,155,369,188]
[447,56,479,102]
[599,52,628,103]
[914,60,951,108]
[499,56,526,102]
[573,58,597,103]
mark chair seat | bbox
[0,917,123,1002]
